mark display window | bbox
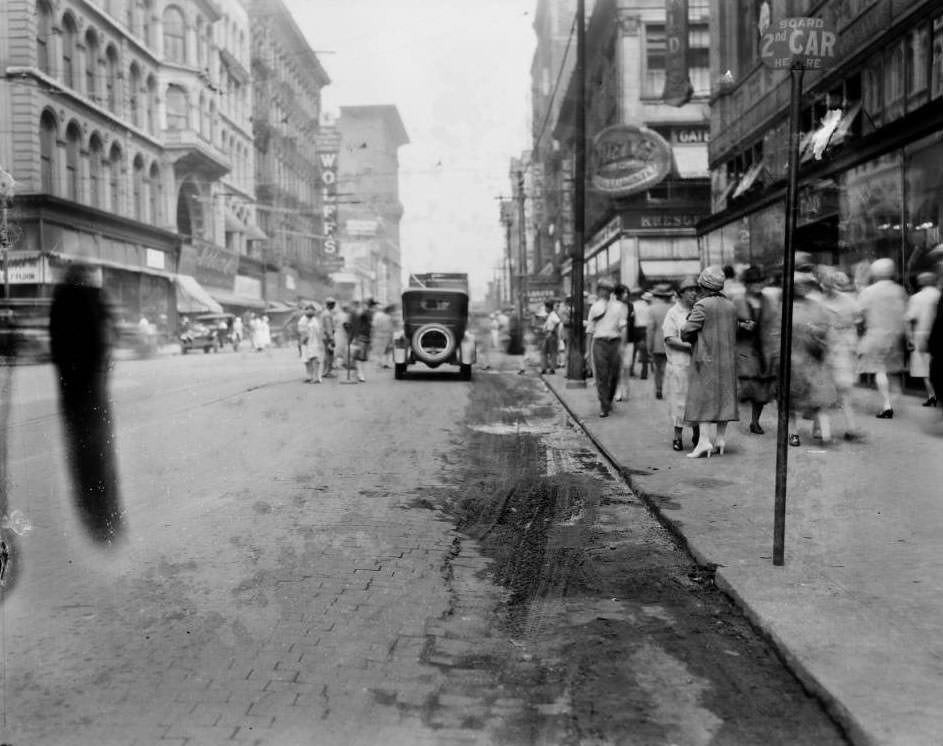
[932,15,943,100]
[904,133,943,288]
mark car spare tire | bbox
[411,323,456,365]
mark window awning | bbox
[245,223,268,241]
[731,160,767,200]
[639,259,702,278]
[225,208,247,234]
[829,101,862,149]
[209,289,266,311]
[175,274,223,314]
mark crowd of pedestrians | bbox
[295,297,397,384]
[572,252,943,458]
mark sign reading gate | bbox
[760,17,837,70]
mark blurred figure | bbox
[646,283,673,399]
[539,300,561,375]
[821,270,863,440]
[297,304,324,383]
[630,289,650,379]
[734,265,781,434]
[372,303,394,370]
[856,258,908,418]
[249,313,265,351]
[482,312,500,370]
[906,271,941,407]
[557,297,572,369]
[231,314,244,351]
[587,278,628,417]
[788,272,838,446]
[723,264,746,302]
[681,266,740,458]
[321,298,337,376]
[49,263,124,546]
[1,308,20,594]
[351,299,376,382]
[613,285,635,401]
[662,276,700,451]
[260,314,272,349]
[334,301,350,370]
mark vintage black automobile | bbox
[392,286,476,380]
[179,312,234,354]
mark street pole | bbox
[566,0,587,386]
[516,170,528,335]
[1,198,9,299]
[772,64,804,566]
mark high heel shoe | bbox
[686,439,714,459]
[922,397,937,407]
[672,438,683,451]
[749,422,764,435]
[875,409,894,419]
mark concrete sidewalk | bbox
[540,369,943,746]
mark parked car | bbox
[392,287,476,380]
[179,313,234,354]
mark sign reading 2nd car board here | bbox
[760,17,837,70]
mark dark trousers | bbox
[631,328,649,377]
[541,333,558,372]
[651,352,667,395]
[592,337,621,413]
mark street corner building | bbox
[701,0,943,290]
[0,0,341,328]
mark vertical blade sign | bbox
[319,151,338,255]
[663,0,693,107]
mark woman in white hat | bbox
[662,276,701,450]
[856,257,907,418]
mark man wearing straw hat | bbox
[586,277,629,417]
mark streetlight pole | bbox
[516,170,528,332]
[566,0,587,386]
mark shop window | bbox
[162,6,186,64]
[904,135,943,283]
[165,84,188,130]
[61,13,77,88]
[932,16,943,100]
[36,0,52,73]
[65,122,80,201]
[40,110,57,194]
[89,135,103,208]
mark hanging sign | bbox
[590,125,672,196]
[318,150,339,254]
[760,17,838,70]
[663,0,694,106]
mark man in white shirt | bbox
[586,278,629,417]
[540,300,561,374]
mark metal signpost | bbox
[759,17,837,565]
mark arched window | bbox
[133,155,145,220]
[146,74,158,133]
[149,162,161,223]
[108,144,123,213]
[40,110,57,193]
[165,84,187,130]
[162,6,186,64]
[105,45,119,112]
[140,0,152,45]
[36,0,53,74]
[196,17,206,69]
[129,63,142,128]
[88,134,104,208]
[61,13,77,88]
[65,122,80,201]
[85,29,99,101]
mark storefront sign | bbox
[145,248,166,270]
[234,274,262,299]
[319,149,339,254]
[636,213,704,229]
[587,216,622,256]
[3,255,49,284]
[591,125,672,196]
[760,17,838,70]
[672,128,710,144]
[663,0,693,107]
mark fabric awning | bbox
[639,259,702,279]
[209,289,266,311]
[731,160,766,200]
[175,274,223,314]
[245,223,268,241]
[265,300,294,313]
[225,209,247,234]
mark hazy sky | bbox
[283,0,537,299]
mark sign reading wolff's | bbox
[591,125,673,196]
[760,17,837,70]
[318,150,339,254]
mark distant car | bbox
[392,287,476,380]
[179,313,234,354]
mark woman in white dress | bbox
[662,276,700,451]
[298,305,324,383]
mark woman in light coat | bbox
[663,276,700,451]
[681,266,741,458]
[298,305,324,383]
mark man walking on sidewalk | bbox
[647,283,673,399]
[587,278,628,417]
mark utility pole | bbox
[566,0,587,386]
[0,166,15,299]
[516,169,528,330]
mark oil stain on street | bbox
[400,370,850,746]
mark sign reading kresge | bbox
[760,17,837,70]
